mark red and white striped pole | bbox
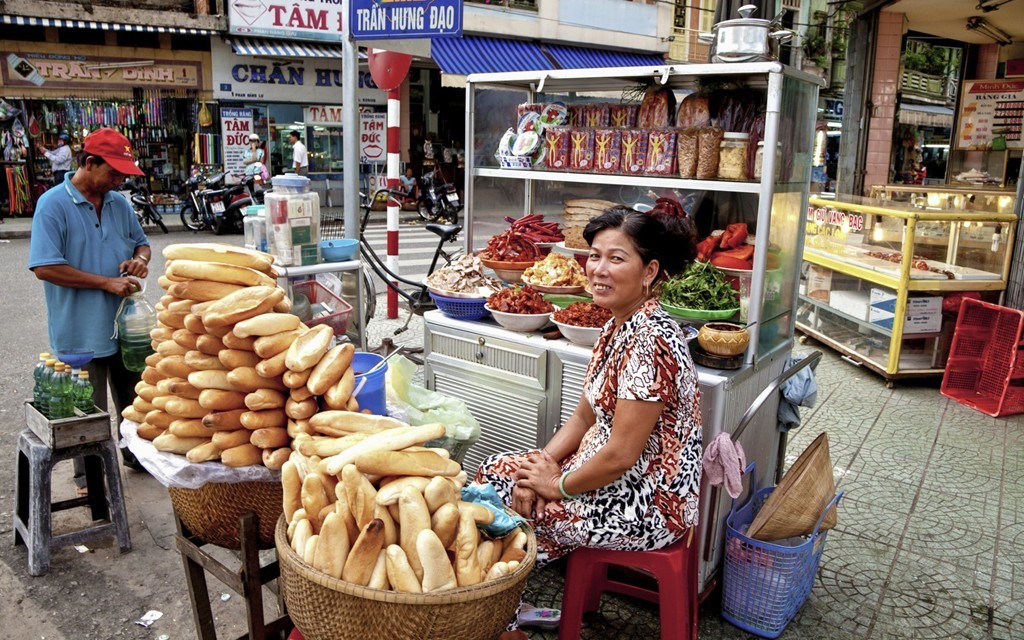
[386,86,401,318]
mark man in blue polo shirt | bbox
[29,127,151,479]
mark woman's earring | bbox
[643,280,650,298]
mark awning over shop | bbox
[227,37,349,59]
[542,44,665,70]
[899,103,954,128]
[0,14,215,35]
[431,35,555,75]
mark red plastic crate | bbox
[941,299,1024,417]
[291,280,353,336]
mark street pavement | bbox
[1,215,1023,638]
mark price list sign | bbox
[956,79,1024,151]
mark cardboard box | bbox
[869,288,942,334]
[829,290,870,321]
[806,265,833,302]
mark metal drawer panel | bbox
[558,359,588,427]
[429,330,546,384]
[432,371,545,473]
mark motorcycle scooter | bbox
[179,171,250,235]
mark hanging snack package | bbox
[645,128,678,176]
[637,87,675,128]
[567,104,585,127]
[582,103,610,128]
[620,128,650,175]
[545,126,571,171]
[678,128,699,179]
[517,102,543,119]
[696,127,724,180]
[609,104,639,128]
[569,128,596,172]
[593,128,622,174]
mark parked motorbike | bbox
[122,177,168,234]
[178,171,250,235]
[416,167,461,225]
[240,175,267,205]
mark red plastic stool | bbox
[558,529,698,640]
[287,630,303,640]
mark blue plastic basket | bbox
[721,464,843,639]
[429,291,489,321]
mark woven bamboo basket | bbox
[169,481,283,550]
[276,515,537,640]
[697,322,750,356]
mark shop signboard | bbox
[2,51,201,90]
[211,38,384,105]
[350,0,462,39]
[227,0,344,42]
[956,79,1024,151]
[360,112,387,164]
[221,107,256,185]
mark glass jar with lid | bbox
[754,141,782,181]
[718,132,750,180]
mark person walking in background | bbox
[289,130,308,175]
[36,132,72,186]
[242,132,266,182]
[28,127,151,485]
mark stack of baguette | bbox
[561,198,617,250]
[122,243,363,470]
[284,414,527,593]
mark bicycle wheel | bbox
[417,199,435,222]
[180,203,205,231]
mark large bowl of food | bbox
[551,302,612,347]
[659,261,739,321]
[485,286,555,332]
[521,252,587,294]
[479,257,538,284]
[425,254,502,299]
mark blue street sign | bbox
[350,0,463,40]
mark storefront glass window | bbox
[269,103,305,173]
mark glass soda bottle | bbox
[73,370,95,414]
[32,352,51,410]
[38,358,57,417]
[114,280,157,373]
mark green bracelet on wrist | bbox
[559,470,580,500]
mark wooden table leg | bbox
[175,512,218,640]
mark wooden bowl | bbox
[697,322,750,357]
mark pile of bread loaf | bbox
[122,243,364,469]
[284,415,528,592]
[561,198,617,250]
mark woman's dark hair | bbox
[582,206,698,281]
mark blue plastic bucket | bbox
[352,352,387,416]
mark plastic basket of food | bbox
[291,280,353,336]
[429,291,489,321]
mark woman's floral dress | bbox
[476,298,702,567]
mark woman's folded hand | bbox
[515,453,562,503]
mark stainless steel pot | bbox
[699,5,792,64]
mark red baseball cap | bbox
[83,128,144,176]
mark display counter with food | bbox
[868,183,1016,215]
[798,195,1017,383]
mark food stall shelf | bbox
[275,260,365,350]
[473,167,762,194]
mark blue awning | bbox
[431,35,555,75]
[0,14,215,35]
[227,37,350,59]
[543,44,665,70]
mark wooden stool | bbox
[13,428,132,576]
[175,511,291,640]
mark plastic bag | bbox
[386,354,481,444]
[461,482,526,537]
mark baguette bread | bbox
[309,410,405,436]
[221,331,256,351]
[285,397,318,420]
[306,343,355,396]
[156,355,193,380]
[262,447,291,470]
[167,298,198,314]
[221,443,264,467]
[374,503,398,547]
[296,432,366,458]
[312,511,350,580]
[240,409,287,430]
[183,313,207,335]
[368,549,390,590]
[134,382,160,403]
[454,508,482,587]
[282,460,302,522]
[342,519,385,586]
[287,419,317,439]
[167,259,276,288]
[321,423,446,476]
[285,324,334,372]
[375,476,433,507]
[145,352,163,367]
[164,397,208,419]
[172,329,200,351]
[476,540,496,576]
[121,406,148,424]
[418,529,458,592]
[202,285,285,328]
[136,423,165,441]
[499,545,527,565]
[184,350,228,371]
[141,366,164,386]
[291,518,312,555]
[211,428,254,449]
[198,389,248,411]
[458,501,496,525]
[188,369,242,392]
[303,534,320,565]
[169,419,218,439]
[168,279,246,302]
[323,368,355,410]
[342,464,378,530]
[218,349,262,370]
[150,326,174,342]
[145,409,175,429]
[424,476,460,514]
[282,368,312,389]
[157,275,175,290]
[255,350,289,378]
[186,440,223,463]
[354,450,462,478]
[484,561,512,582]
[163,243,274,274]
[150,395,171,411]
[245,388,288,411]
[250,426,289,449]
[301,473,330,532]
[385,545,422,593]
[132,397,156,414]
[398,486,431,581]
[228,367,288,393]
[153,432,210,455]
[253,329,303,359]
[430,502,460,550]
[156,311,187,330]
[234,313,301,338]
[202,409,247,430]
[333,484,362,543]
[291,386,314,402]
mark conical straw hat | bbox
[747,432,837,542]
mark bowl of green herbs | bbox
[659,261,740,321]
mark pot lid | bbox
[715,3,772,28]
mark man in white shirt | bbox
[289,130,308,175]
[36,132,73,186]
